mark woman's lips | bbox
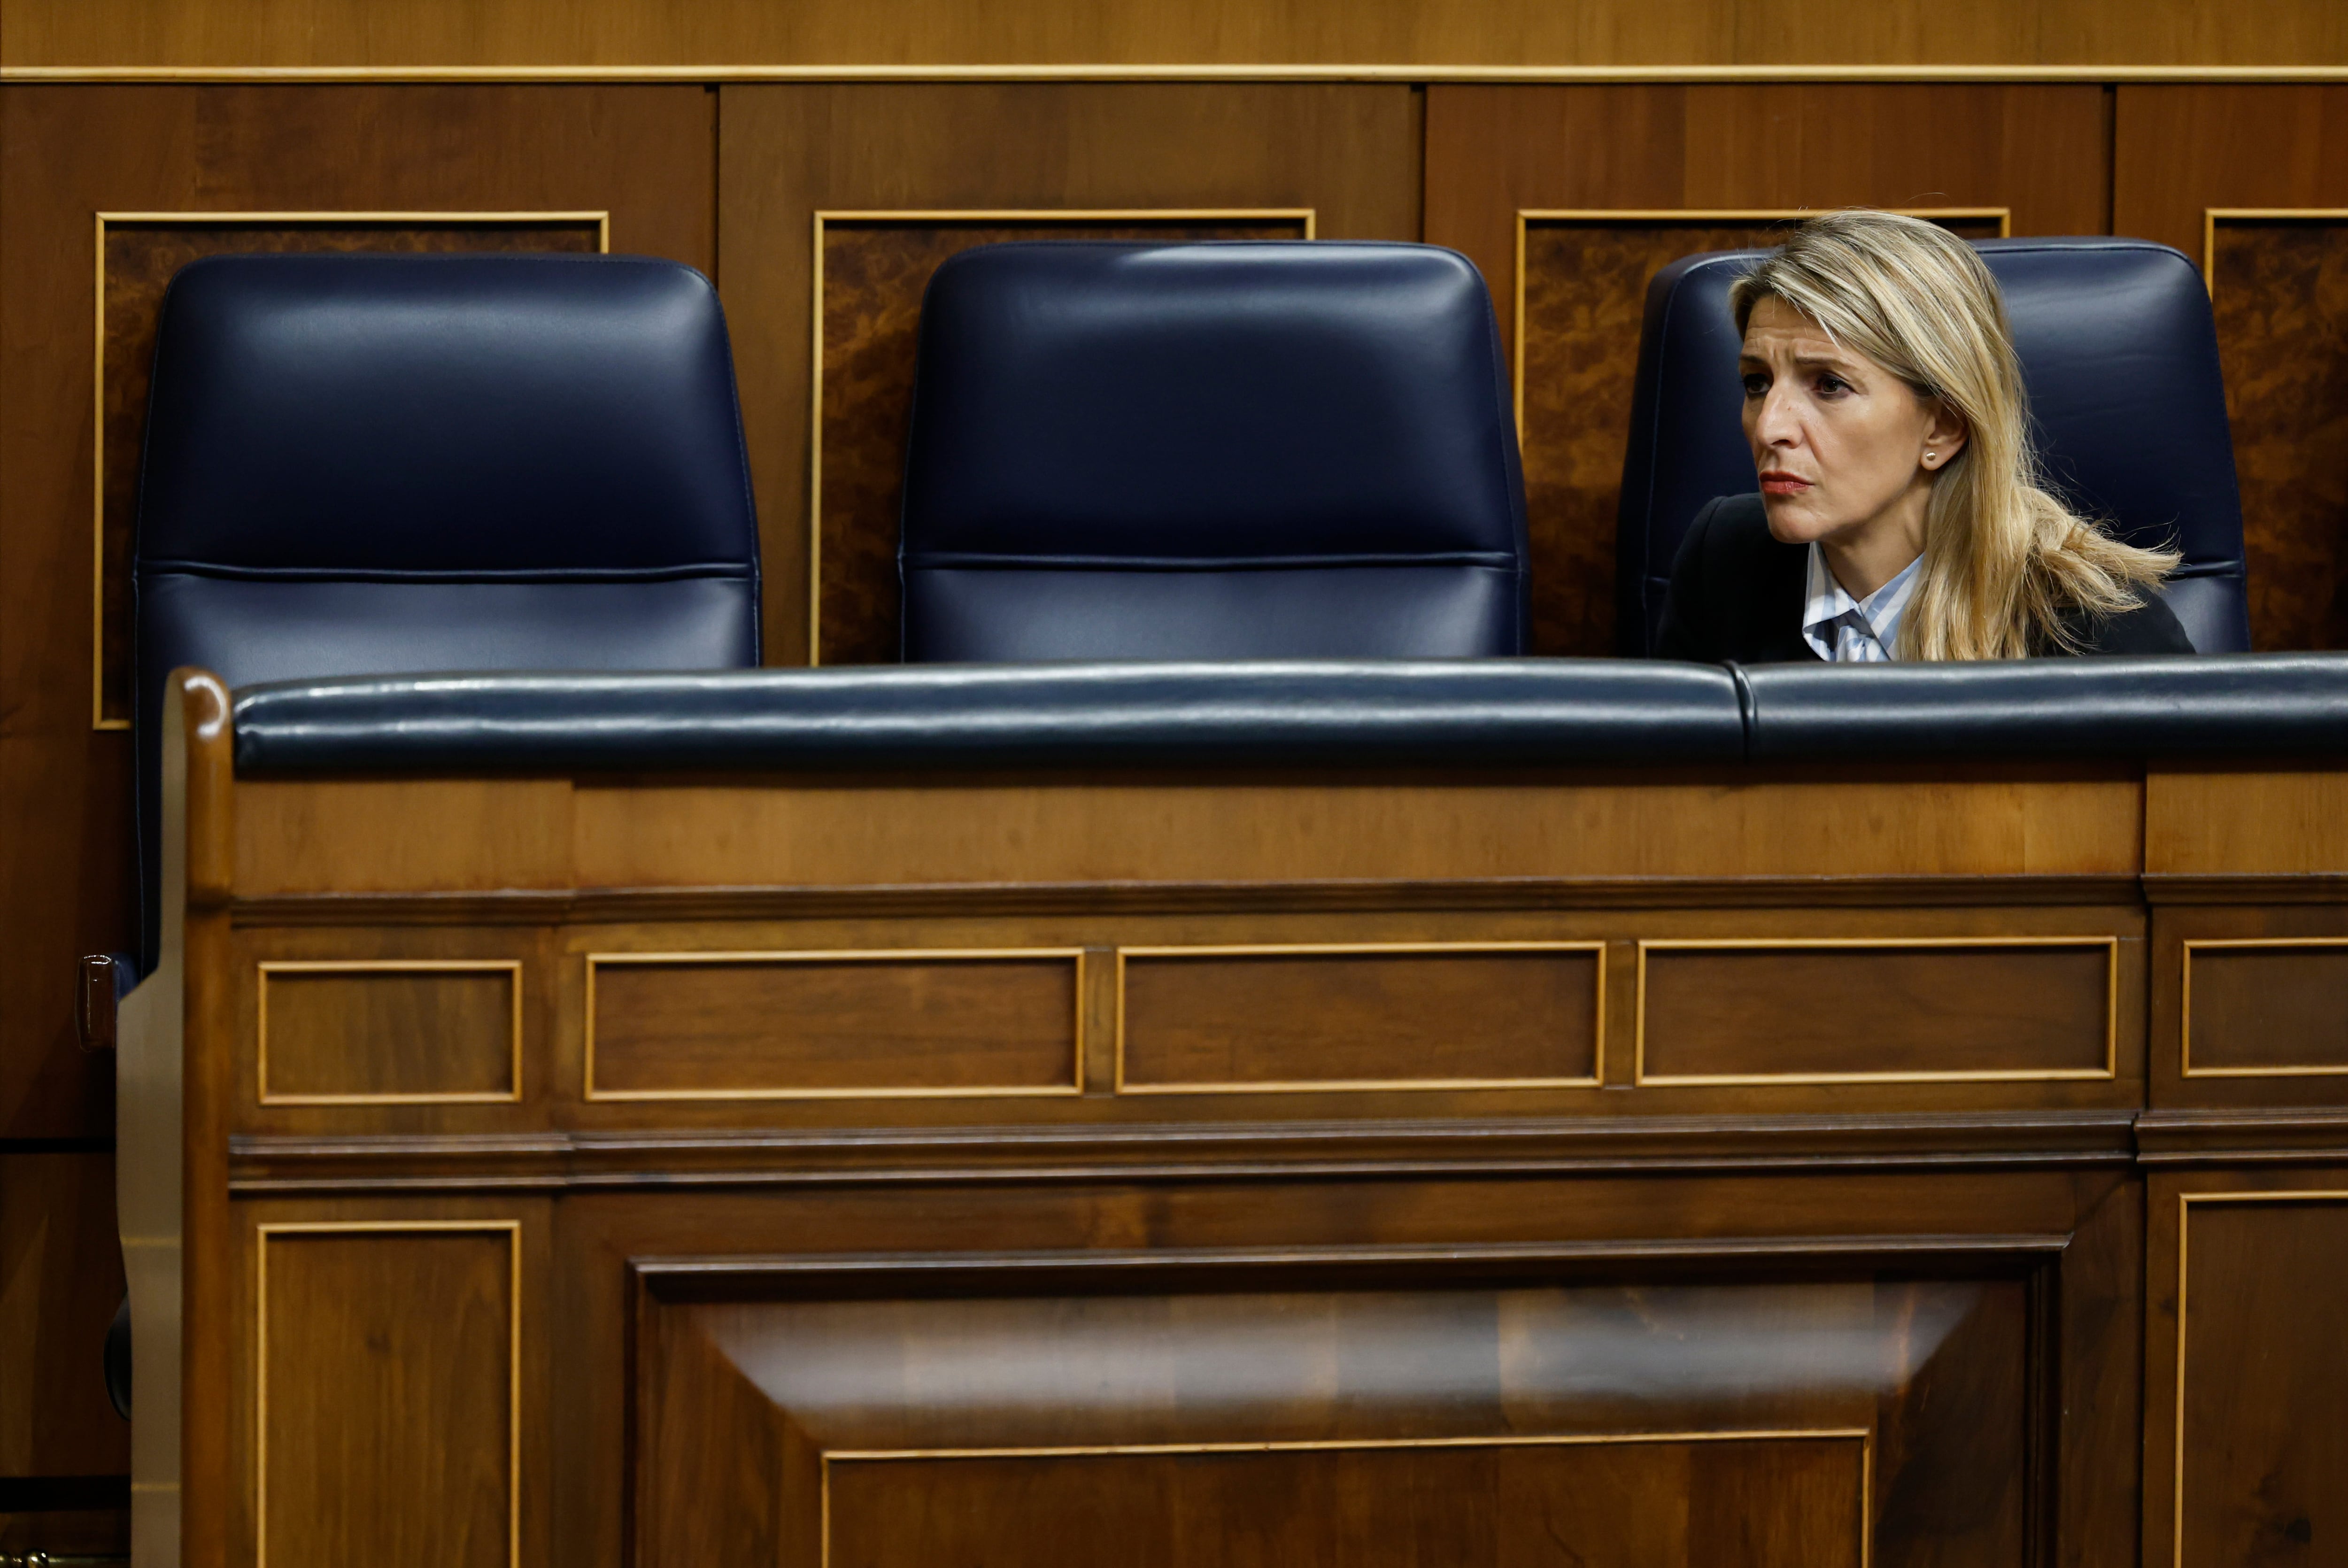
[1759,473,1813,496]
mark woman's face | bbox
[1738,295,1965,548]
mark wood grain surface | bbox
[2183,941,2348,1075]
[1118,946,1601,1089]
[258,965,520,1102]
[815,213,1306,664]
[587,951,1082,1097]
[8,0,2348,70]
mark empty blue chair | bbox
[129,251,762,974]
[896,242,1529,661]
[1615,237,2251,655]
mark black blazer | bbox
[1653,493,2197,663]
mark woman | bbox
[1654,209,2192,662]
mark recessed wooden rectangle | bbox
[1116,943,1602,1093]
[258,1223,518,1568]
[2184,940,2348,1077]
[585,950,1084,1100]
[1636,939,2116,1085]
[258,961,521,1105]
[825,1434,1865,1568]
[2175,1193,2348,1568]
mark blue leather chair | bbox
[896,242,1529,661]
[129,251,762,974]
[1615,237,2251,655]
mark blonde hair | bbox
[1729,209,2177,659]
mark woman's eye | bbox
[1740,372,1769,398]
[1814,373,1851,396]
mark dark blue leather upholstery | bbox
[232,662,1745,773]
[132,253,761,966]
[898,242,1529,661]
[228,655,2348,777]
[1617,238,2251,656]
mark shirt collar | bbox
[1803,544,1924,658]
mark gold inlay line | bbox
[806,206,1315,665]
[1633,935,2120,1085]
[582,946,1088,1101]
[2171,1189,2348,1567]
[255,1220,523,1568]
[1113,940,1608,1094]
[255,958,525,1105]
[2179,936,2348,1078]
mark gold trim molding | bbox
[2179,937,2348,1078]
[255,1219,524,1568]
[14,64,2348,83]
[582,947,1088,1100]
[1633,935,2120,1086]
[806,206,1315,665]
[91,209,611,730]
[820,1427,1873,1568]
[1112,940,1607,1095]
[2202,207,2348,288]
[256,958,526,1105]
[2170,1189,2348,1568]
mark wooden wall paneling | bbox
[0,1151,129,1476]
[256,961,524,1105]
[9,0,2348,70]
[811,209,1311,664]
[2144,1174,2348,1568]
[2114,86,2348,651]
[715,82,1424,664]
[1425,84,2108,653]
[2147,902,2348,1110]
[91,213,606,729]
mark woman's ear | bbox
[1921,400,1969,470]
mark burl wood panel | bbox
[258,965,520,1103]
[95,217,602,726]
[637,1270,2029,1567]
[2209,218,2348,650]
[258,1226,514,1568]
[1638,941,2113,1082]
[826,1438,1863,1567]
[2184,942,2348,1075]
[815,214,1308,665]
[1117,947,1599,1090]
[586,952,1082,1097]
[1516,214,2003,655]
[2174,1197,2348,1565]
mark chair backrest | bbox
[896,241,1529,661]
[132,252,761,966]
[1615,236,2251,656]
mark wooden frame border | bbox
[254,1219,524,1568]
[2179,937,2348,1078]
[2169,1189,2348,1568]
[16,64,2348,84]
[1632,935,2120,1086]
[805,206,1316,664]
[582,947,1089,1100]
[1510,207,2012,433]
[2201,206,2348,287]
[90,209,611,730]
[1111,940,1608,1095]
[256,958,525,1106]
[820,1427,1873,1568]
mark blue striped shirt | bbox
[1803,544,1923,662]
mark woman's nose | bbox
[1754,387,1801,447]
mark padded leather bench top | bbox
[227,656,2348,775]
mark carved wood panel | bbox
[811,212,1311,665]
[634,1257,2032,1566]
